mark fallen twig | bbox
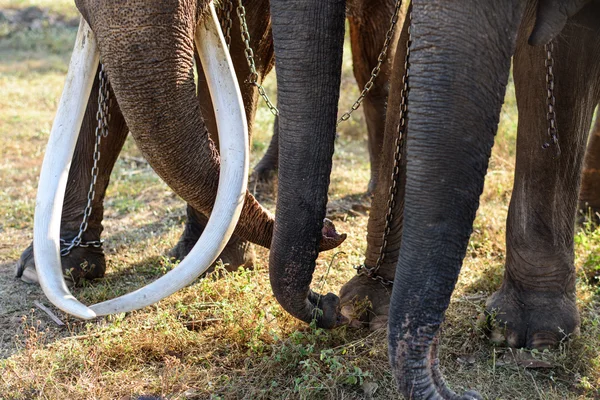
[34,300,65,326]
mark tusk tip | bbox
[60,297,97,320]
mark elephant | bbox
[15,0,396,285]
[339,6,600,338]
[15,0,278,284]
[26,0,347,319]
[266,0,599,398]
[253,0,399,195]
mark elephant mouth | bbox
[319,218,347,251]
[32,1,249,319]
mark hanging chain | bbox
[235,0,280,116]
[354,10,412,287]
[543,40,560,154]
[60,64,110,257]
[218,0,233,49]
[220,0,402,123]
[337,0,403,124]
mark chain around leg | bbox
[354,10,412,287]
[60,64,110,257]
[543,40,560,155]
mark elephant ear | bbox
[529,0,592,45]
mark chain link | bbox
[354,10,412,287]
[543,40,560,154]
[60,64,110,257]
[221,0,402,123]
[235,0,280,116]
[218,0,409,284]
[218,0,233,49]
[337,0,404,125]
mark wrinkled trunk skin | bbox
[253,0,397,193]
[173,2,275,262]
[269,0,346,328]
[388,1,524,398]
[75,0,275,248]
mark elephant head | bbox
[268,0,592,398]
[33,0,346,320]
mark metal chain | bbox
[354,10,412,287]
[543,40,560,154]
[337,0,403,125]
[218,0,233,49]
[235,0,280,116]
[60,64,110,256]
[222,0,402,123]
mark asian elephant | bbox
[267,0,598,398]
[253,0,398,195]
[16,0,278,284]
[16,0,395,284]
[25,0,348,320]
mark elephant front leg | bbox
[339,8,409,330]
[578,112,600,224]
[16,65,129,284]
[486,10,600,349]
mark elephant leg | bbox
[172,0,275,266]
[170,205,255,270]
[347,0,398,195]
[339,10,410,330]
[578,110,600,224]
[16,65,129,284]
[252,115,279,183]
[486,7,600,349]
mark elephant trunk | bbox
[387,1,524,398]
[268,0,347,328]
[77,0,274,248]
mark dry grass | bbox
[0,2,599,400]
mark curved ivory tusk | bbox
[33,18,99,319]
[89,1,249,316]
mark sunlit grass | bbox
[0,3,598,400]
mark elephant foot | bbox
[485,286,580,349]
[339,273,393,331]
[169,219,255,273]
[15,241,106,285]
[170,205,255,272]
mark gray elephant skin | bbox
[267,0,599,398]
[16,0,394,284]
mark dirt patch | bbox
[0,262,69,359]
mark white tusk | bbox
[90,0,249,316]
[33,18,99,320]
